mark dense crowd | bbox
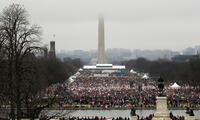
[169,112,185,120]
[44,70,200,109]
[64,71,156,108]
[167,87,200,108]
[40,116,130,120]
[39,112,188,120]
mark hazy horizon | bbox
[55,47,197,53]
[1,0,200,51]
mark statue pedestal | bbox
[130,116,137,120]
[152,97,171,120]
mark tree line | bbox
[0,4,82,120]
[122,57,200,86]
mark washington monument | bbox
[83,16,125,70]
[98,16,106,64]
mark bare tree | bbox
[0,25,6,62]
[0,4,80,120]
[0,4,41,120]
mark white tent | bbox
[74,72,80,76]
[79,68,83,71]
[130,69,137,74]
[68,76,76,83]
[142,74,149,79]
[170,82,181,89]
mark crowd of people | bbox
[39,112,189,120]
[37,69,200,119]
[47,70,199,109]
[167,87,200,108]
[42,70,200,109]
[40,116,130,120]
[62,71,156,108]
[169,112,185,120]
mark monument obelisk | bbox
[97,16,106,64]
[83,16,125,70]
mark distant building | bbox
[190,48,200,60]
[197,48,200,56]
[182,47,196,55]
[49,41,56,58]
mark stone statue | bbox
[158,77,164,96]
[189,109,194,116]
[186,107,195,116]
[186,107,190,114]
[130,108,136,116]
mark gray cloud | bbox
[1,0,200,51]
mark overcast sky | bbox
[1,0,200,51]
